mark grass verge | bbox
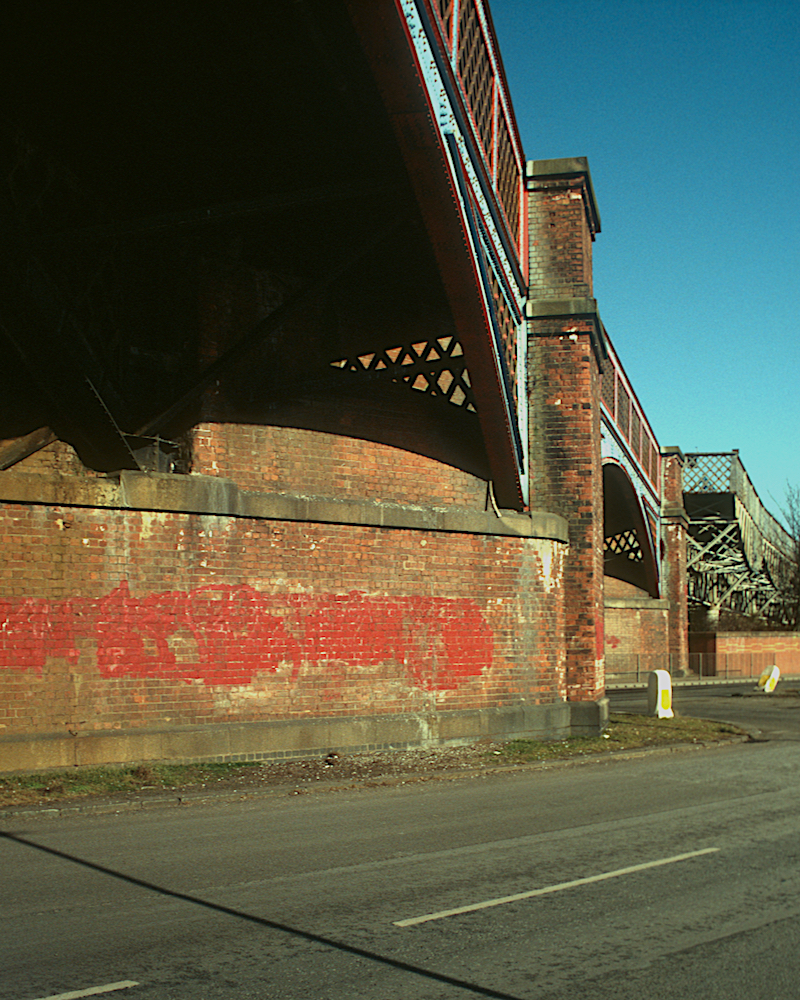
[0,761,263,809]
[498,712,745,763]
[0,713,746,809]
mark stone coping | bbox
[0,470,569,541]
[526,157,601,234]
[605,598,670,610]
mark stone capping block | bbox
[605,598,670,610]
[526,156,601,234]
[526,297,598,320]
[661,502,689,521]
[525,299,609,370]
[0,470,569,542]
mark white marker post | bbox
[757,665,780,694]
[648,669,674,718]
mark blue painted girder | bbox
[346,0,528,509]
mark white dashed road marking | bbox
[28,981,139,1000]
[394,847,720,926]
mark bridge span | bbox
[0,0,795,772]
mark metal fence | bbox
[606,651,800,685]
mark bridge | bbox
[0,0,528,508]
[601,336,662,600]
[0,0,795,772]
[684,451,796,627]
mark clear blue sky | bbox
[490,0,800,523]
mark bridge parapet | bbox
[429,0,524,252]
[600,334,661,499]
[684,452,793,571]
[354,0,528,506]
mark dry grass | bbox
[0,761,263,809]
[0,713,746,809]
[499,712,745,763]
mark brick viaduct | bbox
[1,0,689,771]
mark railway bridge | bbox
[0,0,790,772]
[684,452,796,627]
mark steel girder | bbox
[684,453,796,626]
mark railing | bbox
[605,653,682,684]
[606,651,800,684]
[600,334,661,494]
[430,0,524,253]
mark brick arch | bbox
[603,461,660,598]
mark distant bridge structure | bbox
[683,452,796,626]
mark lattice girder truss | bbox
[684,452,796,625]
[687,514,793,625]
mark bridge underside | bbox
[0,1,523,505]
[603,462,659,598]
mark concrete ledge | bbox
[0,470,569,542]
[605,598,670,610]
[0,701,607,774]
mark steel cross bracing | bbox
[684,453,797,625]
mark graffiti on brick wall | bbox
[0,583,492,690]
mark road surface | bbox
[4,727,800,999]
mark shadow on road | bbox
[1,830,524,1000]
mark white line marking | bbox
[393,847,720,927]
[29,981,139,1000]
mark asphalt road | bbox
[5,720,800,1000]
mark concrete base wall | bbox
[569,696,609,737]
[0,700,610,774]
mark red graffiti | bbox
[94,583,301,684]
[0,583,492,690]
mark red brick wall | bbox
[0,474,567,743]
[10,439,107,478]
[529,177,594,299]
[527,161,605,702]
[192,423,489,508]
[527,328,604,701]
[689,632,800,678]
[605,603,670,677]
[1,206,574,765]
[605,577,648,600]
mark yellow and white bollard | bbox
[757,665,780,694]
[648,669,674,719]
